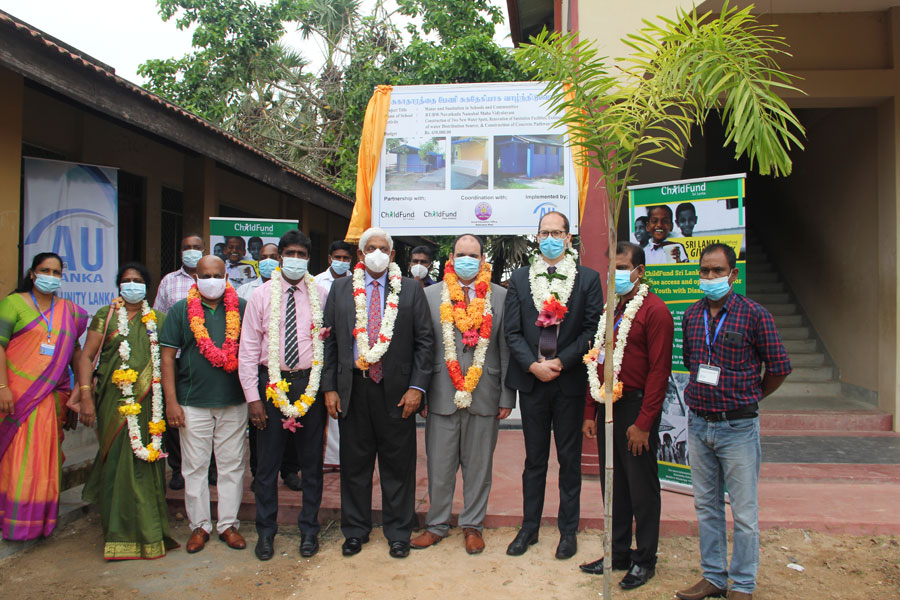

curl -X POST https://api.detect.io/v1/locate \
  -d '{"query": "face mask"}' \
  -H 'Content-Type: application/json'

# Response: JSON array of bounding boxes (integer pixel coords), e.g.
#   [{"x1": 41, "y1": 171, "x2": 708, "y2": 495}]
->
[
  {"x1": 120, "y1": 282, "x2": 147, "y2": 304},
  {"x1": 453, "y1": 257, "x2": 481, "y2": 280},
  {"x1": 258, "y1": 258, "x2": 279, "y2": 279},
  {"x1": 614, "y1": 267, "x2": 638, "y2": 295},
  {"x1": 331, "y1": 260, "x2": 351, "y2": 276},
  {"x1": 410, "y1": 264, "x2": 429, "y2": 280},
  {"x1": 33, "y1": 274, "x2": 62, "y2": 294},
  {"x1": 196, "y1": 277, "x2": 226, "y2": 300},
  {"x1": 699, "y1": 275, "x2": 732, "y2": 301},
  {"x1": 364, "y1": 249, "x2": 390, "y2": 274},
  {"x1": 182, "y1": 249, "x2": 202, "y2": 268},
  {"x1": 539, "y1": 236, "x2": 565, "y2": 260},
  {"x1": 281, "y1": 257, "x2": 308, "y2": 280}
]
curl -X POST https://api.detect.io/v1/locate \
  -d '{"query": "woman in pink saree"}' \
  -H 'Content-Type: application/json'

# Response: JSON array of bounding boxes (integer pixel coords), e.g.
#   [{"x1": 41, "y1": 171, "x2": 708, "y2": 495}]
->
[{"x1": 0, "y1": 252, "x2": 87, "y2": 540}]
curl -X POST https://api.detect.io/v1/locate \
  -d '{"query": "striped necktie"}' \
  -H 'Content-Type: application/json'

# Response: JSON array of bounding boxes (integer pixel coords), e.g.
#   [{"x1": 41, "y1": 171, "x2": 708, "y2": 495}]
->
[{"x1": 284, "y1": 285, "x2": 299, "y2": 369}]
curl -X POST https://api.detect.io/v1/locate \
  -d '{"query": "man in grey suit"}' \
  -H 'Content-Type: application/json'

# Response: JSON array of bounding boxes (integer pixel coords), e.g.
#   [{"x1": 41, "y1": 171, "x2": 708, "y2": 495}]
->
[
  {"x1": 322, "y1": 227, "x2": 434, "y2": 559},
  {"x1": 410, "y1": 234, "x2": 516, "y2": 554}
]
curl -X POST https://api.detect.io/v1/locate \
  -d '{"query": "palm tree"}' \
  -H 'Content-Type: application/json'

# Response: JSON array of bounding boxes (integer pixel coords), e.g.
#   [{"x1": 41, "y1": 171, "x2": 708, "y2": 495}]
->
[{"x1": 515, "y1": 4, "x2": 804, "y2": 597}]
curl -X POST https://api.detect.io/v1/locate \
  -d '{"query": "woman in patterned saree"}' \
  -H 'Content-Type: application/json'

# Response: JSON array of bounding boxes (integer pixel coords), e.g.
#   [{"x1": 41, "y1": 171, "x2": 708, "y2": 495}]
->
[
  {"x1": 79, "y1": 262, "x2": 177, "y2": 560},
  {"x1": 0, "y1": 252, "x2": 87, "y2": 540}
]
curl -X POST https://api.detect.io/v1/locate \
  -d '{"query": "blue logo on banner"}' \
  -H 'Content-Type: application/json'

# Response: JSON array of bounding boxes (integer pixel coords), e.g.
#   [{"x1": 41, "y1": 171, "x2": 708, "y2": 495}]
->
[
  {"x1": 532, "y1": 202, "x2": 558, "y2": 219},
  {"x1": 24, "y1": 208, "x2": 115, "y2": 273}
]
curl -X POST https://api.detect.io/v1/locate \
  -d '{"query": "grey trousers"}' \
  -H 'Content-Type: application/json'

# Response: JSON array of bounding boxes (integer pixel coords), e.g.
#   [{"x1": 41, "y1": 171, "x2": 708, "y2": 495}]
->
[{"x1": 424, "y1": 409, "x2": 500, "y2": 534}]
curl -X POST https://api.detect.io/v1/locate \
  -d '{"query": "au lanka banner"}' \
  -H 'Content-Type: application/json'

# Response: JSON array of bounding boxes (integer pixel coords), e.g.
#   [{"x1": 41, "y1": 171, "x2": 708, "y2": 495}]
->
[
  {"x1": 628, "y1": 173, "x2": 747, "y2": 493},
  {"x1": 22, "y1": 157, "x2": 119, "y2": 335}
]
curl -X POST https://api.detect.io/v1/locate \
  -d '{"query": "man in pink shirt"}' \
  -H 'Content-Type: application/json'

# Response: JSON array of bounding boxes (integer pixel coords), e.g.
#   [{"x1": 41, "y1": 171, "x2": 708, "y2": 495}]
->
[{"x1": 238, "y1": 229, "x2": 328, "y2": 561}]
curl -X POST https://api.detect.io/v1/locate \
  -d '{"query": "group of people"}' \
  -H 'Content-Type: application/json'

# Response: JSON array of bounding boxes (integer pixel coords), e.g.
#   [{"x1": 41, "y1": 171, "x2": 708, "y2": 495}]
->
[{"x1": 0, "y1": 209, "x2": 790, "y2": 600}]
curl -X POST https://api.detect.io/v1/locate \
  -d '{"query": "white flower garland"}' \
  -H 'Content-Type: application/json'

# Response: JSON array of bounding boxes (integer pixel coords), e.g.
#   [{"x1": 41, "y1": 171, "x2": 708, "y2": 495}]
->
[
  {"x1": 585, "y1": 283, "x2": 650, "y2": 403},
  {"x1": 352, "y1": 262, "x2": 402, "y2": 367},
  {"x1": 440, "y1": 280, "x2": 493, "y2": 409},
  {"x1": 528, "y1": 247, "x2": 579, "y2": 315},
  {"x1": 265, "y1": 270, "x2": 324, "y2": 419},
  {"x1": 114, "y1": 301, "x2": 165, "y2": 462}
]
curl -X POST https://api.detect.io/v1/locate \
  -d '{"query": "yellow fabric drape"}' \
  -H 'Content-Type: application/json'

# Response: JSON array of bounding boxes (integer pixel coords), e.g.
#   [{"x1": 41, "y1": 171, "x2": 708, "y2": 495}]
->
[
  {"x1": 564, "y1": 86, "x2": 589, "y2": 226},
  {"x1": 346, "y1": 85, "x2": 393, "y2": 243}
]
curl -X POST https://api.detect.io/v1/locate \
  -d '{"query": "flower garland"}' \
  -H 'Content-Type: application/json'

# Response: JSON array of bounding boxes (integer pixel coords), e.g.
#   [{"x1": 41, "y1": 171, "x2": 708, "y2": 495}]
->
[
  {"x1": 583, "y1": 283, "x2": 650, "y2": 403},
  {"x1": 111, "y1": 300, "x2": 166, "y2": 462},
  {"x1": 187, "y1": 284, "x2": 240, "y2": 372},
  {"x1": 264, "y1": 270, "x2": 325, "y2": 424},
  {"x1": 439, "y1": 262, "x2": 493, "y2": 408},
  {"x1": 352, "y1": 262, "x2": 402, "y2": 370},
  {"x1": 529, "y1": 248, "x2": 579, "y2": 327}
]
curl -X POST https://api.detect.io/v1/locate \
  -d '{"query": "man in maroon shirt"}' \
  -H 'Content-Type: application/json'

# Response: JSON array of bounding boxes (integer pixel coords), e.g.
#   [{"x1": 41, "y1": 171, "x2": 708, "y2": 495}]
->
[{"x1": 581, "y1": 241, "x2": 674, "y2": 590}]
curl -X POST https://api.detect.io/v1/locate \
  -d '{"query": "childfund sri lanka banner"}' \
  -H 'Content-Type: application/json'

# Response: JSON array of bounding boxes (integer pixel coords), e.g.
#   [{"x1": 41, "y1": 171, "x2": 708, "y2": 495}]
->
[
  {"x1": 209, "y1": 217, "x2": 299, "y2": 288},
  {"x1": 23, "y1": 157, "x2": 119, "y2": 338},
  {"x1": 628, "y1": 173, "x2": 747, "y2": 492},
  {"x1": 370, "y1": 82, "x2": 581, "y2": 235}
]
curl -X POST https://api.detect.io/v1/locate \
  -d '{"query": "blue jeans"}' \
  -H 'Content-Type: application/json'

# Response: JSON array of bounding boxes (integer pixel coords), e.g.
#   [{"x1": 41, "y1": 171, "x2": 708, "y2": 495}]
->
[{"x1": 688, "y1": 410, "x2": 761, "y2": 594}]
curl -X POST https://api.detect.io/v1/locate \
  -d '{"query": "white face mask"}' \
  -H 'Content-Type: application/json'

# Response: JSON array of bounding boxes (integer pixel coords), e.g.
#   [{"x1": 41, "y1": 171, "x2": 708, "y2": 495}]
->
[
  {"x1": 182, "y1": 249, "x2": 202, "y2": 268},
  {"x1": 281, "y1": 257, "x2": 308, "y2": 280},
  {"x1": 410, "y1": 264, "x2": 428, "y2": 279},
  {"x1": 196, "y1": 277, "x2": 226, "y2": 300},
  {"x1": 364, "y1": 249, "x2": 390, "y2": 273}
]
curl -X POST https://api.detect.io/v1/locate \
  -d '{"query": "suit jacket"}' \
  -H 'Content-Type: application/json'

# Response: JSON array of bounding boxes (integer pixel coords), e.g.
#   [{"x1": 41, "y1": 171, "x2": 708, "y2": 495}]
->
[
  {"x1": 504, "y1": 261, "x2": 603, "y2": 397},
  {"x1": 424, "y1": 282, "x2": 516, "y2": 417},
  {"x1": 322, "y1": 272, "x2": 434, "y2": 417}
]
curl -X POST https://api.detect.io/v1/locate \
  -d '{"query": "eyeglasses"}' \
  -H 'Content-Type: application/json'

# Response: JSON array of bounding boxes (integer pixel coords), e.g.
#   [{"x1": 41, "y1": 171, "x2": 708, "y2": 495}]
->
[{"x1": 537, "y1": 230, "x2": 567, "y2": 240}]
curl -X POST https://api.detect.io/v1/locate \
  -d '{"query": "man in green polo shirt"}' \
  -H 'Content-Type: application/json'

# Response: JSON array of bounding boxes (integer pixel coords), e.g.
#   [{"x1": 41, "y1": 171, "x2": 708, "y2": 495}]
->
[{"x1": 160, "y1": 255, "x2": 248, "y2": 555}]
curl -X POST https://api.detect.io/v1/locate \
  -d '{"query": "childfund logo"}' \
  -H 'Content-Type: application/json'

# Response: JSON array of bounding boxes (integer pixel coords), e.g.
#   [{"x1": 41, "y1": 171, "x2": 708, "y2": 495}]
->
[
  {"x1": 422, "y1": 210, "x2": 457, "y2": 219},
  {"x1": 381, "y1": 210, "x2": 415, "y2": 220}
]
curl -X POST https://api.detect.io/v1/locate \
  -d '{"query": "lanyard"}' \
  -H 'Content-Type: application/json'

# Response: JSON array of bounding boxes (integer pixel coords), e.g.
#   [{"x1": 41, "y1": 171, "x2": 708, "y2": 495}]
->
[
  {"x1": 703, "y1": 308, "x2": 727, "y2": 363},
  {"x1": 30, "y1": 291, "x2": 55, "y2": 341}
]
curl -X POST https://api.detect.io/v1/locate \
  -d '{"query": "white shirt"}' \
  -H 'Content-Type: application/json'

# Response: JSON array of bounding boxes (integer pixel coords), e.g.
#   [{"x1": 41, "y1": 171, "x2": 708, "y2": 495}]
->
[
  {"x1": 236, "y1": 278, "x2": 263, "y2": 302},
  {"x1": 314, "y1": 268, "x2": 349, "y2": 297},
  {"x1": 645, "y1": 242, "x2": 688, "y2": 265}
]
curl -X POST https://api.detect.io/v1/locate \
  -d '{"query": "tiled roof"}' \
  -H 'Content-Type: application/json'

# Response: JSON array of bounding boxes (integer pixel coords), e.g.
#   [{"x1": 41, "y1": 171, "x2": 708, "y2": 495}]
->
[{"x1": 0, "y1": 9, "x2": 351, "y2": 204}]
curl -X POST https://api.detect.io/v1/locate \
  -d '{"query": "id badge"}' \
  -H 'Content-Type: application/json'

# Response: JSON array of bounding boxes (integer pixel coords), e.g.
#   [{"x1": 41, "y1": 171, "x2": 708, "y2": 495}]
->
[
  {"x1": 40, "y1": 343, "x2": 56, "y2": 356},
  {"x1": 697, "y1": 364, "x2": 721, "y2": 386}
]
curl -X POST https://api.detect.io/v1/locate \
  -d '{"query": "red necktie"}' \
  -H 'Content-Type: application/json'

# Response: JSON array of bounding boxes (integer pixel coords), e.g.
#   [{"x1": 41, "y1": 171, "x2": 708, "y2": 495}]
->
[{"x1": 368, "y1": 280, "x2": 383, "y2": 383}]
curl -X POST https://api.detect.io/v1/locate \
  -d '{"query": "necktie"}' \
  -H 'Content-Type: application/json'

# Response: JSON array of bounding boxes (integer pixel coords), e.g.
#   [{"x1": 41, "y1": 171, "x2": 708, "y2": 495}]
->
[
  {"x1": 539, "y1": 266, "x2": 558, "y2": 359},
  {"x1": 284, "y1": 285, "x2": 299, "y2": 369},
  {"x1": 368, "y1": 280, "x2": 383, "y2": 383}
]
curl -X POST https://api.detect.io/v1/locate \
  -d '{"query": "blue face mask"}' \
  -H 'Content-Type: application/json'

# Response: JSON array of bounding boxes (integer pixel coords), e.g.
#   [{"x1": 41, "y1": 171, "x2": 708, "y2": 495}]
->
[
  {"x1": 699, "y1": 275, "x2": 732, "y2": 301},
  {"x1": 614, "y1": 267, "x2": 638, "y2": 295},
  {"x1": 120, "y1": 282, "x2": 146, "y2": 304},
  {"x1": 539, "y1": 236, "x2": 565, "y2": 259},
  {"x1": 453, "y1": 256, "x2": 481, "y2": 280},
  {"x1": 331, "y1": 259, "x2": 351, "y2": 276},
  {"x1": 34, "y1": 274, "x2": 62, "y2": 294},
  {"x1": 258, "y1": 258, "x2": 279, "y2": 279}
]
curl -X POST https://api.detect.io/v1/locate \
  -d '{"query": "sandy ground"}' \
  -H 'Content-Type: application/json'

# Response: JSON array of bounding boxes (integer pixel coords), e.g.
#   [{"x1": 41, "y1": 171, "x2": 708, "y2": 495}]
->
[{"x1": 1, "y1": 515, "x2": 898, "y2": 600}]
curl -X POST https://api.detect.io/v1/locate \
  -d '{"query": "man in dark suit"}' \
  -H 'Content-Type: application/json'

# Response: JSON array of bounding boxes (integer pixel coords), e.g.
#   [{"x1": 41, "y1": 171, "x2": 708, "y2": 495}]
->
[
  {"x1": 504, "y1": 210, "x2": 603, "y2": 560},
  {"x1": 322, "y1": 227, "x2": 434, "y2": 559}
]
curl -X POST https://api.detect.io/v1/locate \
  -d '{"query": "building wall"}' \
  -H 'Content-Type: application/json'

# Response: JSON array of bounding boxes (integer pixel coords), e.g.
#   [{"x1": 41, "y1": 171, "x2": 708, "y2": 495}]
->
[{"x1": 0, "y1": 69, "x2": 23, "y2": 293}]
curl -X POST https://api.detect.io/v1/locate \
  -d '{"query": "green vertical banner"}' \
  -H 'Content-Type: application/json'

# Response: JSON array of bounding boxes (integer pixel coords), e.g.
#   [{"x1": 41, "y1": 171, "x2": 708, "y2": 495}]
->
[{"x1": 628, "y1": 174, "x2": 747, "y2": 492}]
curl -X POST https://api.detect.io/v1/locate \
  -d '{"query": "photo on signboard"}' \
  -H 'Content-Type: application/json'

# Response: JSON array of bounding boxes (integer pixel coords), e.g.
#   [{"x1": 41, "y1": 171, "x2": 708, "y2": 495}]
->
[
  {"x1": 450, "y1": 136, "x2": 489, "y2": 190},
  {"x1": 658, "y1": 373, "x2": 690, "y2": 466},
  {"x1": 384, "y1": 136, "x2": 447, "y2": 191},
  {"x1": 493, "y1": 134, "x2": 566, "y2": 190},
  {"x1": 209, "y1": 218, "x2": 300, "y2": 291},
  {"x1": 636, "y1": 199, "x2": 745, "y2": 265}
]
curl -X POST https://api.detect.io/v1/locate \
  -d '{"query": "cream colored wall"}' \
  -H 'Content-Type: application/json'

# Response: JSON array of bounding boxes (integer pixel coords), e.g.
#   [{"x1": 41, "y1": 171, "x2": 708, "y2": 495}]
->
[
  {"x1": 576, "y1": 0, "x2": 687, "y2": 60},
  {"x1": 0, "y1": 68, "x2": 23, "y2": 294}
]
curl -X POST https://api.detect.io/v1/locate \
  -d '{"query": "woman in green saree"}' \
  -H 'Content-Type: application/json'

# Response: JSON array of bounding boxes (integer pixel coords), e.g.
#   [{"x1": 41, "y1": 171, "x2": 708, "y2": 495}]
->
[{"x1": 78, "y1": 262, "x2": 177, "y2": 560}]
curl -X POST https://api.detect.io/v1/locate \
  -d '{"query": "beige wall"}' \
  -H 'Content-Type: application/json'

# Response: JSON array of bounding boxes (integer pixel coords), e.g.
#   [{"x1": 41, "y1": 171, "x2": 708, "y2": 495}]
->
[{"x1": 0, "y1": 68, "x2": 23, "y2": 293}]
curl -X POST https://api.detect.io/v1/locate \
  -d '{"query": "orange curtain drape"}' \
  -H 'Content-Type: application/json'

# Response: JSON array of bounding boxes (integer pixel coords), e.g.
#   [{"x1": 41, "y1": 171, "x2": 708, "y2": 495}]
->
[
  {"x1": 346, "y1": 85, "x2": 393, "y2": 243},
  {"x1": 564, "y1": 86, "x2": 589, "y2": 226}
]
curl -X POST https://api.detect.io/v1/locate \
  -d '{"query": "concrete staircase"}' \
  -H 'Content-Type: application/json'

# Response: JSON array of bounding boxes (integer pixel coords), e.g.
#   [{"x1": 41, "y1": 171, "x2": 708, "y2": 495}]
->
[{"x1": 744, "y1": 238, "x2": 893, "y2": 432}]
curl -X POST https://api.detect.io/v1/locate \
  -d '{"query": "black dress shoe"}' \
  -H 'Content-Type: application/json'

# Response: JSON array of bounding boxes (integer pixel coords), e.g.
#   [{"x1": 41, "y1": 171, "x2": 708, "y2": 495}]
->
[
  {"x1": 506, "y1": 529, "x2": 539, "y2": 556},
  {"x1": 300, "y1": 534, "x2": 319, "y2": 557},
  {"x1": 555, "y1": 534, "x2": 577, "y2": 559},
  {"x1": 579, "y1": 557, "x2": 633, "y2": 575},
  {"x1": 342, "y1": 535, "x2": 370, "y2": 556},
  {"x1": 388, "y1": 540, "x2": 410, "y2": 558},
  {"x1": 283, "y1": 472, "x2": 302, "y2": 491},
  {"x1": 255, "y1": 534, "x2": 275, "y2": 561},
  {"x1": 619, "y1": 563, "x2": 655, "y2": 590},
  {"x1": 168, "y1": 472, "x2": 184, "y2": 490}
]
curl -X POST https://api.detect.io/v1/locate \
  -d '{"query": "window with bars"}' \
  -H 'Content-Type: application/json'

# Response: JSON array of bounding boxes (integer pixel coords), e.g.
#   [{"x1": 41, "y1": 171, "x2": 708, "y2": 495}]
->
[{"x1": 161, "y1": 187, "x2": 183, "y2": 276}]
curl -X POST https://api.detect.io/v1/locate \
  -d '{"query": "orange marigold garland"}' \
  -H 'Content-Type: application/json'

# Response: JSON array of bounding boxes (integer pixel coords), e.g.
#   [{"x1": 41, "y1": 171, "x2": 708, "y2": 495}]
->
[{"x1": 187, "y1": 284, "x2": 241, "y2": 372}]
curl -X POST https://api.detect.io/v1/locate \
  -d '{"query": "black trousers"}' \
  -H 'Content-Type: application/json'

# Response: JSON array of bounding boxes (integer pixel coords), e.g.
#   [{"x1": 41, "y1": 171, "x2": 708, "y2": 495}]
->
[
  {"x1": 254, "y1": 368, "x2": 326, "y2": 537},
  {"x1": 597, "y1": 391, "x2": 661, "y2": 568},
  {"x1": 164, "y1": 428, "x2": 217, "y2": 480},
  {"x1": 339, "y1": 371, "x2": 417, "y2": 542},
  {"x1": 249, "y1": 427, "x2": 301, "y2": 479},
  {"x1": 519, "y1": 380, "x2": 584, "y2": 534}
]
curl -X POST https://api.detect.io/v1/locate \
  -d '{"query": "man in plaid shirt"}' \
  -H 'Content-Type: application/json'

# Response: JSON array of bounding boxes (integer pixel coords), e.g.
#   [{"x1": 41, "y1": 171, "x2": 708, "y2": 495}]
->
[{"x1": 676, "y1": 244, "x2": 791, "y2": 600}]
